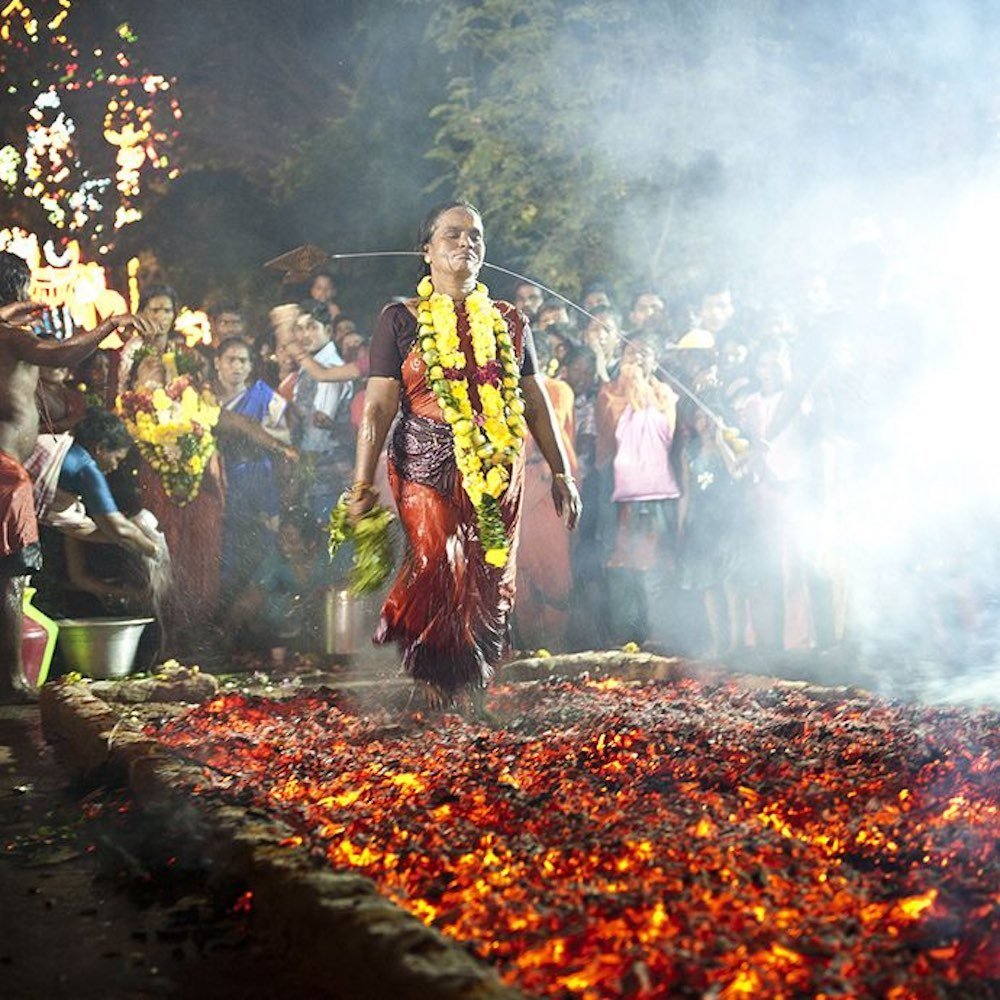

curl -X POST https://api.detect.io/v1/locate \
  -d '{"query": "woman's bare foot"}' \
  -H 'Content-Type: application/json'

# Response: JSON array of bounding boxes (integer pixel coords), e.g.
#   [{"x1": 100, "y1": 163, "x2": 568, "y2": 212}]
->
[{"x1": 405, "y1": 680, "x2": 451, "y2": 715}]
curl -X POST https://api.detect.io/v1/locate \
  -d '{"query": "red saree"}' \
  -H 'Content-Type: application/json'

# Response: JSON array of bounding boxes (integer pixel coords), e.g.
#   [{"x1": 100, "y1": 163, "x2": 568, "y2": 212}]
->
[{"x1": 375, "y1": 302, "x2": 527, "y2": 692}]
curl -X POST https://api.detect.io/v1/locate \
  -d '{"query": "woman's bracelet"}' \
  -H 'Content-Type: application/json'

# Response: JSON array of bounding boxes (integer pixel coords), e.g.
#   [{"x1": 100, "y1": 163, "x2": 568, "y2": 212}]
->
[
  {"x1": 553, "y1": 471, "x2": 576, "y2": 485},
  {"x1": 350, "y1": 481, "x2": 376, "y2": 496}
]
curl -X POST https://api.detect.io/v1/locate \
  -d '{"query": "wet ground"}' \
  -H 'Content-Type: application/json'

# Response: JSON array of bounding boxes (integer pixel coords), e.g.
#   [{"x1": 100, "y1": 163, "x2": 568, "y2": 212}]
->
[{"x1": 0, "y1": 703, "x2": 342, "y2": 1000}]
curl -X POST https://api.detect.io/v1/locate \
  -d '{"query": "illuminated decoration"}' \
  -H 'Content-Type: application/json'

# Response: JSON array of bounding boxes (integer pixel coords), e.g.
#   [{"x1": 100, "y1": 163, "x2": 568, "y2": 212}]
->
[
  {"x1": 0, "y1": 225, "x2": 127, "y2": 346},
  {"x1": 174, "y1": 308, "x2": 212, "y2": 348},
  {"x1": 0, "y1": 144, "x2": 21, "y2": 189},
  {"x1": 0, "y1": 1, "x2": 182, "y2": 245},
  {"x1": 126, "y1": 255, "x2": 140, "y2": 312}
]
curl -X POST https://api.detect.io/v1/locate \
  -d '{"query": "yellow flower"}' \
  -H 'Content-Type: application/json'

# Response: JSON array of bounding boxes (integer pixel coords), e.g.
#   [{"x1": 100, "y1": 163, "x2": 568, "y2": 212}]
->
[
  {"x1": 480, "y1": 384, "x2": 504, "y2": 417},
  {"x1": 151, "y1": 387, "x2": 171, "y2": 412},
  {"x1": 485, "y1": 465, "x2": 508, "y2": 497},
  {"x1": 485, "y1": 547, "x2": 508, "y2": 567}
]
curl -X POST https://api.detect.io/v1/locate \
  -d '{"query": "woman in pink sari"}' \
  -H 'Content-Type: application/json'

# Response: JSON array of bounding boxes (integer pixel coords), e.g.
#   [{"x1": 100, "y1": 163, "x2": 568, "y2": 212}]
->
[{"x1": 596, "y1": 334, "x2": 680, "y2": 644}]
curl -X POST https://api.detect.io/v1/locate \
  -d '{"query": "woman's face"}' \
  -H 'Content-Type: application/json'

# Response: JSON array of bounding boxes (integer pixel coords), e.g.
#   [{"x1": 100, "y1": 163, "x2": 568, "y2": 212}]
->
[
  {"x1": 141, "y1": 295, "x2": 176, "y2": 339},
  {"x1": 40, "y1": 365, "x2": 69, "y2": 386},
  {"x1": 693, "y1": 410, "x2": 714, "y2": 440},
  {"x1": 550, "y1": 334, "x2": 571, "y2": 363},
  {"x1": 94, "y1": 445, "x2": 130, "y2": 474},
  {"x1": 424, "y1": 207, "x2": 485, "y2": 285},
  {"x1": 585, "y1": 316, "x2": 620, "y2": 357},
  {"x1": 86, "y1": 352, "x2": 111, "y2": 384},
  {"x1": 215, "y1": 344, "x2": 252, "y2": 392}
]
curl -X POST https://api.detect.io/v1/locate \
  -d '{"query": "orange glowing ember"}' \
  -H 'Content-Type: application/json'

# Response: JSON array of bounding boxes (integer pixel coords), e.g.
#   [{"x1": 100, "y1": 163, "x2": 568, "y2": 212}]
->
[{"x1": 149, "y1": 678, "x2": 999, "y2": 998}]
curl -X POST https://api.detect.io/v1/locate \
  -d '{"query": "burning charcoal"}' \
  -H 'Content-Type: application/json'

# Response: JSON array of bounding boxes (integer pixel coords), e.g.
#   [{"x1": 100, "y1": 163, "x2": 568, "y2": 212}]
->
[{"x1": 141, "y1": 678, "x2": 998, "y2": 998}]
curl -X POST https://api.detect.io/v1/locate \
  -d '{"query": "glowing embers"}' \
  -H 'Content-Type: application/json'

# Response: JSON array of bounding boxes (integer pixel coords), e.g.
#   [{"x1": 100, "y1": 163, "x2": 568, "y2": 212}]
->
[{"x1": 149, "y1": 679, "x2": 999, "y2": 998}]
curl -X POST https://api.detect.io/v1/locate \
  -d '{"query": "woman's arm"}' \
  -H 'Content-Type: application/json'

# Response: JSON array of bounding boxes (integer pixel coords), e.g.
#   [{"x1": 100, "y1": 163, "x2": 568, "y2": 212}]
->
[
  {"x1": 521, "y1": 374, "x2": 581, "y2": 529},
  {"x1": 216, "y1": 409, "x2": 297, "y2": 461},
  {"x1": 347, "y1": 376, "x2": 400, "y2": 522},
  {"x1": 714, "y1": 426, "x2": 747, "y2": 480},
  {"x1": 91, "y1": 512, "x2": 159, "y2": 559}
]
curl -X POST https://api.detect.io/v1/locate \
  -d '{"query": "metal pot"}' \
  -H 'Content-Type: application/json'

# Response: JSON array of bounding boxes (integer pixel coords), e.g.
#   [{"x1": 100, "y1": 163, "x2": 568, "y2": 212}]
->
[
  {"x1": 321, "y1": 588, "x2": 372, "y2": 655},
  {"x1": 56, "y1": 617, "x2": 155, "y2": 679}
]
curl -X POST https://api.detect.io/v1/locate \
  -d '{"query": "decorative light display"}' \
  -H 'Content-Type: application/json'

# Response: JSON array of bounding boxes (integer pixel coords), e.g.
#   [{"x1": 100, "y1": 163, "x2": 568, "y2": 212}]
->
[
  {"x1": 174, "y1": 308, "x2": 212, "y2": 348},
  {"x1": 0, "y1": 226, "x2": 128, "y2": 346},
  {"x1": 0, "y1": 0, "x2": 182, "y2": 246}
]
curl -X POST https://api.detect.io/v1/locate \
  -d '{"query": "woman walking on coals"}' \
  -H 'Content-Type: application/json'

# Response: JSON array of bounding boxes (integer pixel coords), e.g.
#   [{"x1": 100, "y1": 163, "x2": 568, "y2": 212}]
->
[{"x1": 348, "y1": 201, "x2": 581, "y2": 716}]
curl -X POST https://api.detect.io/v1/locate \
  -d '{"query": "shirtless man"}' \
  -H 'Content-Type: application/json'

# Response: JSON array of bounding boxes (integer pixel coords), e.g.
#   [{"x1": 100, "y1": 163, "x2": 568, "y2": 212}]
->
[{"x1": 0, "y1": 250, "x2": 150, "y2": 701}]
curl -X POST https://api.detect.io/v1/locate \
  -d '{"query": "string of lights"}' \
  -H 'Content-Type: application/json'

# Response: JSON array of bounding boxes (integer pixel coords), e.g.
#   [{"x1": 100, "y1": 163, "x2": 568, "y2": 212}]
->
[{"x1": 0, "y1": 0, "x2": 182, "y2": 251}]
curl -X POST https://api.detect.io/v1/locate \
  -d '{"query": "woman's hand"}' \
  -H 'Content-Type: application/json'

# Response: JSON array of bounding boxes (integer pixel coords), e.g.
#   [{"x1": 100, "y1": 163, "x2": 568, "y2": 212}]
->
[
  {"x1": 551, "y1": 473, "x2": 582, "y2": 530},
  {"x1": 346, "y1": 484, "x2": 378, "y2": 526}
]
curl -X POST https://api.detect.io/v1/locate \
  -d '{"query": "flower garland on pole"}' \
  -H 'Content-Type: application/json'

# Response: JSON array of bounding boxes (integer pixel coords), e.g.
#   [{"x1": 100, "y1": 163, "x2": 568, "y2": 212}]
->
[{"x1": 416, "y1": 275, "x2": 526, "y2": 567}]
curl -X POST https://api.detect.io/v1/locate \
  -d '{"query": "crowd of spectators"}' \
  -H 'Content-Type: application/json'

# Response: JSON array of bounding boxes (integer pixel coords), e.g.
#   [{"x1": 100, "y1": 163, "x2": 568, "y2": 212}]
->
[{"x1": 25, "y1": 244, "x2": 948, "y2": 671}]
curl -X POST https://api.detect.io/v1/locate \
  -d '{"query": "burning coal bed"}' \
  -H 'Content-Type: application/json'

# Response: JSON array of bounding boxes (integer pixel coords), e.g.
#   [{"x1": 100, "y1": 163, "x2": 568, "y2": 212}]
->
[{"x1": 147, "y1": 676, "x2": 998, "y2": 999}]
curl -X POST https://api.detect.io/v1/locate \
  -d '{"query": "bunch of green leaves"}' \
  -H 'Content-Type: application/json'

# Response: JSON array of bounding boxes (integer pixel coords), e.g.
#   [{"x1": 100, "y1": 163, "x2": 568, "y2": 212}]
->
[{"x1": 327, "y1": 496, "x2": 397, "y2": 596}]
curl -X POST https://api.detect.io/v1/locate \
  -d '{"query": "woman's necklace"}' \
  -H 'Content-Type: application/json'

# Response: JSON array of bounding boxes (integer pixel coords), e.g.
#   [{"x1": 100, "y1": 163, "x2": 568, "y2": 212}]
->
[{"x1": 416, "y1": 276, "x2": 526, "y2": 567}]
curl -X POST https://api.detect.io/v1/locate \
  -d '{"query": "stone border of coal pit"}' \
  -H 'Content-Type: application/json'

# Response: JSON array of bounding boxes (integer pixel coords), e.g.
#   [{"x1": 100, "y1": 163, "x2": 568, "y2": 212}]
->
[
  {"x1": 39, "y1": 679, "x2": 526, "y2": 1000},
  {"x1": 38, "y1": 655, "x2": 870, "y2": 1000}
]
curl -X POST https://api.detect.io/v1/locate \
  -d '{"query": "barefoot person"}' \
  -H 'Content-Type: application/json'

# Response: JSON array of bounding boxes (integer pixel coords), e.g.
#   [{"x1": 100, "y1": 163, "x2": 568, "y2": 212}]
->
[
  {"x1": 0, "y1": 251, "x2": 149, "y2": 701},
  {"x1": 348, "y1": 201, "x2": 581, "y2": 716}
]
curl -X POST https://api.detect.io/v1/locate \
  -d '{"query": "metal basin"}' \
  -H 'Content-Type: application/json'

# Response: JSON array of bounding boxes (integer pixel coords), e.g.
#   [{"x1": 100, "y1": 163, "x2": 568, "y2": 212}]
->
[
  {"x1": 56, "y1": 617, "x2": 155, "y2": 679},
  {"x1": 321, "y1": 588, "x2": 375, "y2": 655}
]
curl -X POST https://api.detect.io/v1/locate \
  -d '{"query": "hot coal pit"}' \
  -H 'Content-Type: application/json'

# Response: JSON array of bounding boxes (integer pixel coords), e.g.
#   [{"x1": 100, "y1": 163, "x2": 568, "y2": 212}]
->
[{"x1": 142, "y1": 675, "x2": 999, "y2": 999}]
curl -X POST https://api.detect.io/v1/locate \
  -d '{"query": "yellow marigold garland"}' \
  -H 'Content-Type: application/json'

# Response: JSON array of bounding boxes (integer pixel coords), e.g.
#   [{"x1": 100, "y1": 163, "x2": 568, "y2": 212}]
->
[{"x1": 416, "y1": 276, "x2": 526, "y2": 567}]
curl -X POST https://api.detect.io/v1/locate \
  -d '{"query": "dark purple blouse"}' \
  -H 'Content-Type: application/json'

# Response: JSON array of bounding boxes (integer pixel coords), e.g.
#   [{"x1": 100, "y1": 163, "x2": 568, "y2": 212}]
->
[{"x1": 368, "y1": 301, "x2": 538, "y2": 380}]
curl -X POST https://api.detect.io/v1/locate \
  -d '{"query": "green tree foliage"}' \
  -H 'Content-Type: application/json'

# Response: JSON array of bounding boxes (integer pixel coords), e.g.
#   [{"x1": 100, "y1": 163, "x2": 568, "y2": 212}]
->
[
  {"x1": 423, "y1": 0, "x2": 766, "y2": 299},
  {"x1": 421, "y1": 0, "x2": 1000, "y2": 303},
  {"x1": 271, "y1": 0, "x2": 449, "y2": 318}
]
